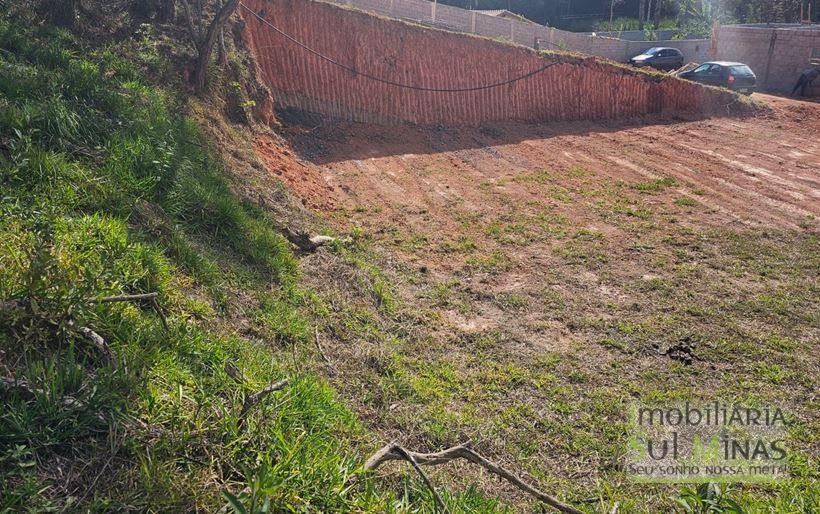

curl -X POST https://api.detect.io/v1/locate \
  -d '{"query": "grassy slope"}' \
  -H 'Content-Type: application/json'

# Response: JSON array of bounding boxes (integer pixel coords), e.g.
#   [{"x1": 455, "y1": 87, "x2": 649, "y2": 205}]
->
[
  {"x1": 1, "y1": 17, "x2": 816, "y2": 514},
  {"x1": 0, "y1": 21, "x2": 510, "y2": 513}
]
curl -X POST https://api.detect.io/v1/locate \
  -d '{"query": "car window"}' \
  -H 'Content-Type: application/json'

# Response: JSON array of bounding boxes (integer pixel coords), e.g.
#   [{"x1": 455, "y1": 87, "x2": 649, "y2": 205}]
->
[
  {"x1": 658, "y1": 49, "x2": 669, "y2": 56},
  {"x1": 645, "y1": 47, "x2": 660, "y2": 55},
  {"x1": 729, "y1": 65, "x2": 754, "y2": 76},
  {"x1": 693, "y1": 64, "x2": 711, "y2": 74}
]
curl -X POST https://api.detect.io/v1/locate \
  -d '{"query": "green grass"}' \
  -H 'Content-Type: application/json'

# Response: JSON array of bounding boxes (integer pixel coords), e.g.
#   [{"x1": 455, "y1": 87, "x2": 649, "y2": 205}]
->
[
  {"x1": 633, "y1": 176, "x2": 676, "y2": 193},
  {"x1": 0, "y1": 20, "x2": 508, "y2": 513}
]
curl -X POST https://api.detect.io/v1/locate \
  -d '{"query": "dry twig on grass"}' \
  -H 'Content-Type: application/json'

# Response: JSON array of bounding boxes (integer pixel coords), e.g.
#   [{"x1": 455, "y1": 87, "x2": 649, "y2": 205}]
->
[
  {"x1": 281, "y1": 228, "x2": 346, "y2": 252},
  {"x1": 90, "y1": 292, "x2": 169, "y2": 330},
  {"x1": 94, "y1": 293, "x2": 159, "y2": 303},
  {"x1": 239, "y1": 379, "x2": 289, "y2": 418},
  {"x1": 313, "y1": 328, "x2": 336, "y2": 370},
  {"x1": 364, "y1": 442, "x2": 582, "y2": 514}
]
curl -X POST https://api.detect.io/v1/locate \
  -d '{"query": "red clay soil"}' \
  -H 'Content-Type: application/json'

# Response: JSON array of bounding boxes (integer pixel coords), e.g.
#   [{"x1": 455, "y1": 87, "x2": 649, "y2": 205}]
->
[
  {"x1": 264, "y1": 94, "x2": 818, "y2": 234},
  {"x1": 254, "y1": 133, "x2": 337, "y2": 211},
  {"x1": 256, "y1": 94, "x2": 818, "y2": 509},
  {"x1": 241, "y1": 0, "x2": 751, "y2": 125}
]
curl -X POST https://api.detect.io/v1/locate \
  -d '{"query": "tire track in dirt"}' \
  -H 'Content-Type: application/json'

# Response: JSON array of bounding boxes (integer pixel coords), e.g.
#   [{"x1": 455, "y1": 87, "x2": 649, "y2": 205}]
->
[
  {"x1": 618, "y1": 136, "x2": 809, "y2": 227},
  {"x1": 590, "y1": 124, "x2": 817, "y2": 227}
]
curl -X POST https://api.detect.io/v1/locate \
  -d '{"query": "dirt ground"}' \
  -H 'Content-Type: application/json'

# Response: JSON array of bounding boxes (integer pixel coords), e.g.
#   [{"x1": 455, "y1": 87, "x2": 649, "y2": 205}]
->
[
  {"x1": 258, "y1": 94, "x2": 819, "y2": 510},
  {"x1": 275, "y1": 94, "x2": 818, "y2": 229}
]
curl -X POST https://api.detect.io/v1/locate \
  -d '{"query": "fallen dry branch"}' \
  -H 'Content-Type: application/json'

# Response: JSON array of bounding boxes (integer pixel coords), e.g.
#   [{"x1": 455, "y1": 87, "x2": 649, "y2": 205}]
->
[
  {"x1": 391, "y1": 445, "x2": 448, "y2": 513},
  {"x1": 281, "y1": 228, "x2": 347, "y2": 252},
  {"x1": 94, "y1": 293, "x2": 159, "y2": 303},
  {"x1": 90, "y1": 292, "x2": 169, "y2": 330},
  {"x1": 364, "y1": 442, "x2": 582, "y2": 514},
  {"x1": 240, "y1": 379, "x2": 289, "y2": 418},
  {"x1": 79, "y1": 327, "x2": 118, "y2": 370},
  {"x1": 149, "y1": 297, "x2": 169, "y2": 331}
]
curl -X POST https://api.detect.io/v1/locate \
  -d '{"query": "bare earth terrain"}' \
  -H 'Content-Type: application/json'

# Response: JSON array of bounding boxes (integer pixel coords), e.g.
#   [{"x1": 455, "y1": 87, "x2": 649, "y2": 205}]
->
[{"x1": 260, "y1": 94, "x2": 819, "y2": 510}]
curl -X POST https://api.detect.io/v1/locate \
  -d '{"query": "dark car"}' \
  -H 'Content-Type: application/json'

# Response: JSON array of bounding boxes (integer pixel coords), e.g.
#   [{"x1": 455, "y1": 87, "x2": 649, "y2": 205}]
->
[
  {"x1": 677, "y1": 61, "x2": 757, "y2": 95},
  {"x1": 629, "y1": 47, "x2": 684, "y2": 71}
]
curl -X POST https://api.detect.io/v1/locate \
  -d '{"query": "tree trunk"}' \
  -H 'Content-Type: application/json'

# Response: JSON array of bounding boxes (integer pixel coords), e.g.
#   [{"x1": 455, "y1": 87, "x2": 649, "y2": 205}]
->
[
  {"x1": 218, "y1": 0, "x2": 227, "y2": 65},
  {"x1": 130, "y1": 0, "x2": 153, "y2": 21},
  {"x1": 609, "y1": 0, "x2": 615, "y2": 29},
  {"x1": 638, "y1": 0, "x2": 646, "y2": 29},
  {"x1": 653, "y1": 0, "x2": 661, "y2": 29},
  {"x1": 192, "y1": 0, "x2": 239, "y2": 93}
]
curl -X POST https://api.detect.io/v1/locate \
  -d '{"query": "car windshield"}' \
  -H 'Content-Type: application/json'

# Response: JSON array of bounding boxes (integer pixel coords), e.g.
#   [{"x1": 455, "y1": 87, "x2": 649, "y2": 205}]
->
[
  {"x1": 693, "y1": 64, "x2": 711, "y2": 73},
  {"x1": 729, "y1": 65, "x2": 754, "y2": 76},
  {"x1": 644, "y1": 47, "x2": 661, "y2": 55}
]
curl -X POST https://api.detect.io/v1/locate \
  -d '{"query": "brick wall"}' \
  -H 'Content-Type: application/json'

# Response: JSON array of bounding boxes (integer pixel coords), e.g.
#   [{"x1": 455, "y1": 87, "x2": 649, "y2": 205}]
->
[
  {"x1": 715, "y1": 24, "x2": 820, "y2": 93},
  {"x1": 241, "y1": 0, "x2": 748, "y2": 126}
]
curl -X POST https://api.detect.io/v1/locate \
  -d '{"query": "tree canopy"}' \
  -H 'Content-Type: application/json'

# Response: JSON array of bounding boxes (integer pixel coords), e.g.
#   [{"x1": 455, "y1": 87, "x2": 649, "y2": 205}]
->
[{"x1": 437, "y1": 0, "x2": 819, "y2": 29}]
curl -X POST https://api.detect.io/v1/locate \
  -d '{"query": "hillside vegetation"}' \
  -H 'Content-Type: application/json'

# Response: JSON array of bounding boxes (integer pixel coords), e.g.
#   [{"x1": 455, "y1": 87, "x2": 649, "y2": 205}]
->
[{"x1": 0, "y1": 20, "x2": 493, "y2": 512}]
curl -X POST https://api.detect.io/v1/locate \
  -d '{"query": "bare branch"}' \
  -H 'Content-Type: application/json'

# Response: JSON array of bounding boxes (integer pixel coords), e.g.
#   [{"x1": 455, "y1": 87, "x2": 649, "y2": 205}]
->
[
  {"x1": 90, "y1": 292, "x2": 169, "y2": 331},
  {"x1": 149, "y1": 298, "x2": 169, "y2": 331},
  {"x1": 239, "y1": 379, "x2": 289, "y2": 418},
  {"x1": 92, "y1": 293, "x2": 159, "y2": 303},
  {"x1": 281, "y1": 228, "x2": 346, "y2": 252},
  {"x1": 392, "y1": 445, "x2": 449, "y2": 513},
  {"x1": 364, "y1": 443, "x2": 582, "y2": 514}
]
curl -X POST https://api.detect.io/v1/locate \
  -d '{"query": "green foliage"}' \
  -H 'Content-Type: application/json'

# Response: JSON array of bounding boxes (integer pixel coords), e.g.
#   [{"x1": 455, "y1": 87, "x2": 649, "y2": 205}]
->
[
  {"x1": 674, "y1": 483, "x2": 747, "y2": 514},
  {"x1": 0, "y1": 19, "x2": 384, "y2": 512},
  {"x1": 0, "y1": 18, "x2": 511, "y2": 514},
  {"x1": 595, "y1": 17, "x2": 643, "y2": 32}
]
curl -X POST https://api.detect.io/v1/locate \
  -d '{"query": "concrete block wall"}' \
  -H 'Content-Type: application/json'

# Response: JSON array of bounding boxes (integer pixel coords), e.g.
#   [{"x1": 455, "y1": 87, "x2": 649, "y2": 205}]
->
[
  {"x1": 325, "y1": 0, "x2": 709, "y2": 64},
  {"x1": 715, "y1": 24, "x2": 820, "y2": 93},
  {"x1": 241, "y1": 0, "x2": 749, "y2": 126},
  {"x1": 433, "y1": 4, "x2": 471, "y2": 32}
]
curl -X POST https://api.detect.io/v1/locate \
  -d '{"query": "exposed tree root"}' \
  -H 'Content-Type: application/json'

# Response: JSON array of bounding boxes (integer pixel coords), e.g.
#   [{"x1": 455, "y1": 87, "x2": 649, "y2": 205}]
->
[{"x1": 364, "y1": 442, "x2": 582, "y2": 514}]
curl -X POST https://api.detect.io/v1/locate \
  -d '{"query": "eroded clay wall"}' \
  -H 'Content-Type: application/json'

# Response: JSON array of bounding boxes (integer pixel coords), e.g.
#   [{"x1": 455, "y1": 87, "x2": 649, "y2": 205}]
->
[{"x1": 241, "y1": 0, "x2": 745, "y2": 125}]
